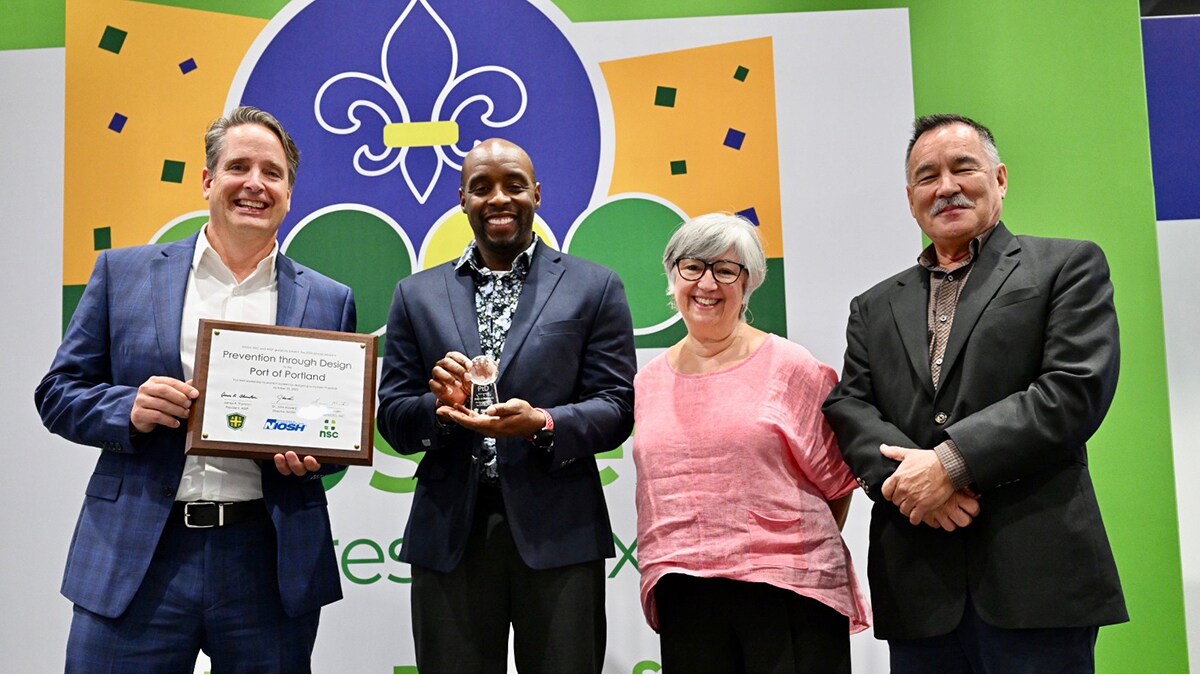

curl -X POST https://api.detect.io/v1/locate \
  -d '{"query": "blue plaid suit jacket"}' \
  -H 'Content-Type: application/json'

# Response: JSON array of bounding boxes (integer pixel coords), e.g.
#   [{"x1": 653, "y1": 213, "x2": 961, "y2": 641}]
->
[{"x1": 35, "y1": 233, "x2": 355, "y2": 618}]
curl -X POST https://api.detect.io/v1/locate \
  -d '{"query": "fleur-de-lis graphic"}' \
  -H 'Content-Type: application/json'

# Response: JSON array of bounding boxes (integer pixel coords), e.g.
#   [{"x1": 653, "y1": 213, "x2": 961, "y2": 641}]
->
[{"x1": 314, "y1": 0, "x2": 528, "y2": 204}]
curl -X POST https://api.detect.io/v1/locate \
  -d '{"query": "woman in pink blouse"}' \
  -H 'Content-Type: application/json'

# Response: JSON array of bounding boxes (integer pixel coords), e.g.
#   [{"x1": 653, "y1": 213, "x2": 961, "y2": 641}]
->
[{"x1": 634, "y1": 213, "x2": 871, "y2": 673}]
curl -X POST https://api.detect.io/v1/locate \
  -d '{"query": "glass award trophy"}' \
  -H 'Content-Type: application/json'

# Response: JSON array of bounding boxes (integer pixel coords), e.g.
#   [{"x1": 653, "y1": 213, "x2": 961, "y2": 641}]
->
[{"x1": 467, "y1": 355, "x2": 499, "y2": 413}]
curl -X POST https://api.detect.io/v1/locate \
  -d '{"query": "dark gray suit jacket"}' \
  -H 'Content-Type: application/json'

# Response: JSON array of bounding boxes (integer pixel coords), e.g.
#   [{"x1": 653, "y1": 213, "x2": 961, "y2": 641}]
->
[
  {"x1": 376, "y1": 243, "x2": 636, "y2": 572},
  {"x1": 824, "y1": 222, "x2": 1128, "y2": 639}
]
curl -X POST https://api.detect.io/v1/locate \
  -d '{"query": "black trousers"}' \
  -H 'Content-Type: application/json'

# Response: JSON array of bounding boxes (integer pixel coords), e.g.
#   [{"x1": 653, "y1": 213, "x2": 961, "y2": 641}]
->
[
  {"x1": 410, "y1": 484, "x2": 606, "y2": 673},
  {"x1": 655, "y1": 574, "x2": 850, "y2": 673},
  {"x1": 888, "y1": 597, "x2": 1099, "y2": 673}
]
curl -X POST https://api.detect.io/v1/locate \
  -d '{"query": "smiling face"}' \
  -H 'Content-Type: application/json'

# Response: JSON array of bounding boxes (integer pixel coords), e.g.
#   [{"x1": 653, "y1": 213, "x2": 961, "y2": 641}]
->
[
  {"x1": 673, "y1": 247, "x2": 747, "y2": 339},
  {"x1": 906, "y1": 122, "x2": 1008, "y2": 256},
  {"x1": 459, "y1": 139, "x2": 541, "y2": 270},
  {"x1": 202, "y1": 123, "x2": 292, "y2": 243}
]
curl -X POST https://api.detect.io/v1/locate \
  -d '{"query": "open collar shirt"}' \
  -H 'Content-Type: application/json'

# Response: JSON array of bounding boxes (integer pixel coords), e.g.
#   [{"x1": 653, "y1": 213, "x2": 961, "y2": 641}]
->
[
  {"x1": 916, "y1": 225, "x2": 996, "y2": 489},
  {"x1": 176, "y1": 225, "x2": 277, "y2": 502},
  {"x1": 453, "y1": 238, "x2": 537, "y2": 482}
]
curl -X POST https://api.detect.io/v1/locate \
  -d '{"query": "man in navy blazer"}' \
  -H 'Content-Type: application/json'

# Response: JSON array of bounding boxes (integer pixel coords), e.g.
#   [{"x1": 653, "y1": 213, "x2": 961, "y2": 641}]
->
[
  {"x1": 823, "y1": 114, "x2": 1126, "y2": 673},
  {"x1": 377, "y1": 138, "x2": 636, "y2": 672},
  {"x1": 36, "y1": 107, "x2": 354, "y2": 673}
]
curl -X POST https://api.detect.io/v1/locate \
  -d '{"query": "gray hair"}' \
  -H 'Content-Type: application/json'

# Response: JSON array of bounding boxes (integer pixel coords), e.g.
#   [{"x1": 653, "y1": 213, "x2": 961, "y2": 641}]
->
[
  {"x1": 205, "y1": 106, "x2": 300, "y2": 187},
  {"x1": 904, "y1": 113, "x2": 1001, "y2": 182},
  {"x1": 662, "y1": 212, "x2": 767, "y2": 316}
]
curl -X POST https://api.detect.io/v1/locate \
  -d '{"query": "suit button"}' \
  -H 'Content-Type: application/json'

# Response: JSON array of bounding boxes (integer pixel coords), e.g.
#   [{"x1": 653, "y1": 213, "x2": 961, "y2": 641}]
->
[
  {"x1": 935, "y1": 412, "x2": 948, "y2": 424},
  {"x1": 161, "y1": 486, "x2": 174, "y2": 497},
  {"x1": 856, "y1": 476, "x2": 870, "y2": 494}
]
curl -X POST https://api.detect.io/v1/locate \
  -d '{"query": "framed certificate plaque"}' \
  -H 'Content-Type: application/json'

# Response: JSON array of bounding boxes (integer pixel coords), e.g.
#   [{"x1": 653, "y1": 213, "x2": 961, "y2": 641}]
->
[{"x1": 185, "y1": 319, "x2": 376, "y2": 466}]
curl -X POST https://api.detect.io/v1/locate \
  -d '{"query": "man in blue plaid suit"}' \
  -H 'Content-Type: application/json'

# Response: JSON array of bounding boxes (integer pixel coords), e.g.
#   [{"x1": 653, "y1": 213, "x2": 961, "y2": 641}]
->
[{"x1": 35, "y1": 107, "x2": 355, "y2": 673}]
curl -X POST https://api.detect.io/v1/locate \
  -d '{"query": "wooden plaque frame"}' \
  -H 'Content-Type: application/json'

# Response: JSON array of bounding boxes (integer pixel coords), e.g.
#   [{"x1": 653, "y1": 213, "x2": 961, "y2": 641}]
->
[{"x1": 184, "y1": 319, "x2": 376, "y2": 466}]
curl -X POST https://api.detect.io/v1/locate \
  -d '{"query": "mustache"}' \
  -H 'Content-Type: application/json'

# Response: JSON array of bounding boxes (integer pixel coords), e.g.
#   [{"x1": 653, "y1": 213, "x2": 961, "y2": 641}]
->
[{"x1": 930, "y1": 193, "x2": 975, "y2": 217}]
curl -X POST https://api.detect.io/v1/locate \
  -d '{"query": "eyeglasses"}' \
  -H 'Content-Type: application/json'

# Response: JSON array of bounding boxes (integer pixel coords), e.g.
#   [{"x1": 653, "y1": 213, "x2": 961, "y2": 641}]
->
[{"x1": 674, "y1": 257, "x2": 747, "y2": 285}]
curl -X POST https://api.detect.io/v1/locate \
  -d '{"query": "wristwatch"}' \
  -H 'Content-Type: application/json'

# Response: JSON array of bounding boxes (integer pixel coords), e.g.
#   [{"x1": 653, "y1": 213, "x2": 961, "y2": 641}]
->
[{"x1": 530, "y1": 407, "x2": 554, "y2": 450}]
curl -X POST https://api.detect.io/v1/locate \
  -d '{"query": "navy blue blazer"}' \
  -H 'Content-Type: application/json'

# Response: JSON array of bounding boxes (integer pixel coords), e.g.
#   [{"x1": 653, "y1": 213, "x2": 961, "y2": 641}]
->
[
  {"x1": 377, "y1": 243, "x2": 636, "y2": 572},
  {"x1": 35, "y1": 234, "x2": 355, "y2": 618}
]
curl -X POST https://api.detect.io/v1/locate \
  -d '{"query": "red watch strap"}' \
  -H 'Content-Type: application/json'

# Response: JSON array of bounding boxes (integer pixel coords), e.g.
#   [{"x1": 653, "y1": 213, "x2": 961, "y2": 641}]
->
[{"x1": 534, "y1": 407, "x2": 554, "y2": 431}]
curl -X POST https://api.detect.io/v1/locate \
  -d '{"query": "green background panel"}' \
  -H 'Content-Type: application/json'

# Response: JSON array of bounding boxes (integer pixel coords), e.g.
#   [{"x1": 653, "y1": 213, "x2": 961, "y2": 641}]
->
[
  {"x1": 132, "y1": 0, "x2": 290, "y2": 19},
  {"x1": 0, "y1": 0, "x2": 65, "y2": 50},
  {"x1": 0, "y1": 0, "x2": 290, "y2": 51}
]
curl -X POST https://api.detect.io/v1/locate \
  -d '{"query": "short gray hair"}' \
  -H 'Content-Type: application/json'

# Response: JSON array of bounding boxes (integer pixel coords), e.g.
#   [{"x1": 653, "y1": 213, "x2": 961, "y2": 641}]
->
[
  {"x1": 904, "y1": 113, "x2": 1001, "y2": 182},
  {"x1": 205, "y1": 106, "x2": 300, "y2": 187},
  {"x1": 662, "y1": 212, "x2": 767, "y2": 316}
]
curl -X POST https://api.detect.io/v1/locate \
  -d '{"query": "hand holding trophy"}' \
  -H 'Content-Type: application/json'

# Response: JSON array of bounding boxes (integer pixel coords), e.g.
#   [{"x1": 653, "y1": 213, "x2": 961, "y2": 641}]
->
[
  {"x1": 433, "y1": 353, "x2": 539, "y2": 437},
  {"x1": 467, "y1": 355, "x2": 500, "y2": 414}
]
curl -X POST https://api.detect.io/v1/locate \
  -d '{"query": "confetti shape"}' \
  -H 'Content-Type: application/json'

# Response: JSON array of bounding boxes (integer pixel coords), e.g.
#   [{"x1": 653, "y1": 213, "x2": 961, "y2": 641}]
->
[
  {"x1": 93, "y1": 227, "x2": 112, "y2": 251},
  {"x1": 724, "y1": 127, "x2": 746, "y2": 150},
  {"x1": 161, "y1": 160, "x2": 186, "y2": 183},
  {"x1": 98, "y1": 26, "x2": 127, "y2": 54}
]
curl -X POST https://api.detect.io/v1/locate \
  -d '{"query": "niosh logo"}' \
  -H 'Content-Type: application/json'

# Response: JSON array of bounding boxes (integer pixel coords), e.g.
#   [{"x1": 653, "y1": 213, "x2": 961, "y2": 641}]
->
[{"x1": 264, "y1": 419, "x2": 306, "y2": 432}]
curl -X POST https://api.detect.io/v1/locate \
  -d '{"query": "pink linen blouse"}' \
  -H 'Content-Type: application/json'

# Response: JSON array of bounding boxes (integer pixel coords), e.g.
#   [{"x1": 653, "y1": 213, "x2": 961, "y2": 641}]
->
[{"x1": 633, "y1": 334, "x2": 871, "y2": 633}]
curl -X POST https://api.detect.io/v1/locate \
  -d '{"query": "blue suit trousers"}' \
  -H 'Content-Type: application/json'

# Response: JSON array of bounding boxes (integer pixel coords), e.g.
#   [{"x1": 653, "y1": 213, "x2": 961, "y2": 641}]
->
[{"x1": 65, "y1": 515, "x2": 320, "y2": 673}]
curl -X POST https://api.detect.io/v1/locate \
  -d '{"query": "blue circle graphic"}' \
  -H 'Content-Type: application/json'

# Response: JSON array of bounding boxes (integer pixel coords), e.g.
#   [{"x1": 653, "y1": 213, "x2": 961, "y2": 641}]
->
[{"x1": 240, "y1": 0, "x2": 602, "y2": 248}]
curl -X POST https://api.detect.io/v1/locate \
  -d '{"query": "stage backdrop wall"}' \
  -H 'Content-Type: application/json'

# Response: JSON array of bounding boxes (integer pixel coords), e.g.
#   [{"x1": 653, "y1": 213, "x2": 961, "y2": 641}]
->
[{"x1": 0, "y1": 1, "x2": 1189, "y2": 673}]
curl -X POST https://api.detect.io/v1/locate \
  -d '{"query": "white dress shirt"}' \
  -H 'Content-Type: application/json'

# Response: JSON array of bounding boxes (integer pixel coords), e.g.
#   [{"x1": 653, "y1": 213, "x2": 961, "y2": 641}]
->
[{"x1": 176, "y1": 226, "x2": 278, "y2": 502}]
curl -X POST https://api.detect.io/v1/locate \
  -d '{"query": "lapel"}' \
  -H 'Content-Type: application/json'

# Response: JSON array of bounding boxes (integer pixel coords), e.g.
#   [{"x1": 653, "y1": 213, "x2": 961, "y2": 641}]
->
[
  {"x1": 498, "y1": 244, "x2": 563, "y2": 386},
  {"x1": 888, "y1": 266, "x2": 935, "y2": 399},
  {"x1": 275, "y1": 254, "x2": 309, "y2": 328},
  {"x1": 446, "y1": 263, "x2": 484, "y2": 357},
  {"x1": 935, "y1": 223, "x2": 1020, "y2": 399},
  {"x1": 151, "y1": 235, "x2": 197, "y2": 380}
]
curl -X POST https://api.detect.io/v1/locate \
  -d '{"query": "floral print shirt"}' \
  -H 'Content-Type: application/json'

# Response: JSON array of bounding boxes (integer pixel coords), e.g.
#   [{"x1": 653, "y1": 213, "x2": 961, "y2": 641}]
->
[{"x1": 453, "y1": 238, "x2": 537, "y2": 481}]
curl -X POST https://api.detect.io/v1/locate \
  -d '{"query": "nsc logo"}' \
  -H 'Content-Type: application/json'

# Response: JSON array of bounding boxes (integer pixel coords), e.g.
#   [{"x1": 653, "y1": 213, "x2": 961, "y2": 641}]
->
[
  {"x1": 264, "y1": 419, "x2": 307, "y2": 432},
  {"x1": 321, "y1": 418, "x2": 339, "y2": 439}
]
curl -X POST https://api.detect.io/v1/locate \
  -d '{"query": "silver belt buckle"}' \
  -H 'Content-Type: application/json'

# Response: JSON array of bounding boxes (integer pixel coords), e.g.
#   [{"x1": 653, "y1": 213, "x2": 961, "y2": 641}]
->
[{"x1": 183, "y1": 501, "x2": 222, "y2": 528}]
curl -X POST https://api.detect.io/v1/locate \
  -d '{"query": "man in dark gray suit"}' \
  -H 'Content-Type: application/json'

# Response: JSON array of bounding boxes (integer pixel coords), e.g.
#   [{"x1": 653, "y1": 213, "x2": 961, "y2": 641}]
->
[
  {"x1": 823, "y1": 114, "x2": 1127, "y2": 673},
  {"x1": 377, "y1": 138, "x2": 636, "y2": 673}
]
